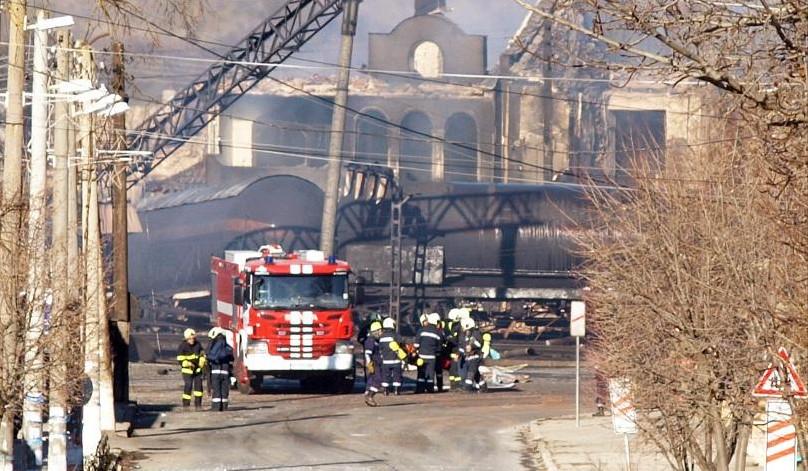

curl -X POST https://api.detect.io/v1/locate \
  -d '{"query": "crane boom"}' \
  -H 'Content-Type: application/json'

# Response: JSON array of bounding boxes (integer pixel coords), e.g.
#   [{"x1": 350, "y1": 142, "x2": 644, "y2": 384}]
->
[{"x1": 127, "y1": 0, "x2": 344, "y2": 186}]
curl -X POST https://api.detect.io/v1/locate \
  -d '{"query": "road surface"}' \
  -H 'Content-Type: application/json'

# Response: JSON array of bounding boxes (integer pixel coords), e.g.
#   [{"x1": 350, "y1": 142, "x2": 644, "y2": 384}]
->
[{"x1": 113, "y1": 363, "x2": 590, "y2": 471}]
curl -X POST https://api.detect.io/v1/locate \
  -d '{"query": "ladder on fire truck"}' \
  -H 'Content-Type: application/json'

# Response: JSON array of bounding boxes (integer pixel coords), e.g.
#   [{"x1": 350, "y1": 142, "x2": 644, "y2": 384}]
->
[{"x1": 126, "y1": 0, "x2": 346, "y2": 186}]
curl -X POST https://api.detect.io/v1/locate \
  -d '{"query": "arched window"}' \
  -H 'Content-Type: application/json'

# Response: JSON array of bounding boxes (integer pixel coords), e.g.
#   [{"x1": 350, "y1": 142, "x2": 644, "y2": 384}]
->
[
  {"x1": 444, "y1": 113, "x2": 478, "y2": 182},
  {"x1": 355, "y1": 110, "x2": 389, "y2": 166},
  {"x1": 400, "y1": 111, "x2": 433, "y2": 182},
  {"x1": 412, "y1": 41, "x2": 443, "y2": 78},
  {"x1": 254, "y1": 125, "x2": 307, "y2": 167}
]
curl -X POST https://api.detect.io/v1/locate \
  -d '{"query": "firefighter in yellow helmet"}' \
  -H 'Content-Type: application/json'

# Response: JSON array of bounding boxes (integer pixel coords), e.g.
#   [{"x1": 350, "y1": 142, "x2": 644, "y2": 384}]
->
[
  {"x1": 379, "y1": 317, "x2": 407, "y2": 395},
  {"x1": 363, "y1": 321, "x2": 384, "y2": 406},
  {"x1": 176, "y1": 328, "x2": 206, "y2": 410}
]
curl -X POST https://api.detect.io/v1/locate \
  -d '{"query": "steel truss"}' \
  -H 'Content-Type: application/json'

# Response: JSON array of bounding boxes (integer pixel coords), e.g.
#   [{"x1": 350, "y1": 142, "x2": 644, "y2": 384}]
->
[{"x1": 127, "y1": 0, "x2": 345, "y2": 186}]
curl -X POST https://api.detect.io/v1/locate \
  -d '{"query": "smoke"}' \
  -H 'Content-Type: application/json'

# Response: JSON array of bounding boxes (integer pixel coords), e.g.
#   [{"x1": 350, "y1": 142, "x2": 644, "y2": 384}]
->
[{"x1": 36, "y1": 0, "x2": 529, "y2": 99}]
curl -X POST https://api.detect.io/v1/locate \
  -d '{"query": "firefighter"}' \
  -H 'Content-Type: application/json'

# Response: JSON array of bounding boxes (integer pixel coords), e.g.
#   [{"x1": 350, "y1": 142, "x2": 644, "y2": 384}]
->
[
  {"x1": 379, "y1": 317, "x2": 407, "y2": 395},
  {"x1": 206, "y1": 327, "x2": 234, "y2": 412},
  {"x1": 431, "y1": 312, "x2": 449, "y2": 392},
  {"x1": 415, "y1": 312, "x2": 444, "y2": 393},
  {"x1": 459, "y1": 317, "x2": 490, "y2": 392},
  {"x1": 176, "y1": 328, "x2": 206, "y2": 410},
  {"x1": 363, "y1": 321, "x2": 384, "y2": 406},
  {"x1": 445, "y1": 308, "x2": 463, "y2": 389}
]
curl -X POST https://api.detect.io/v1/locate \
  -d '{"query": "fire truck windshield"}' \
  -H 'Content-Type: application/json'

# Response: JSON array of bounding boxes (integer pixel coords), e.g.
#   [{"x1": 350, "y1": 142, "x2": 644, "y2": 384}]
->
[{"x1": 251, "y1": 275, "x2": 349, "y2": 310}]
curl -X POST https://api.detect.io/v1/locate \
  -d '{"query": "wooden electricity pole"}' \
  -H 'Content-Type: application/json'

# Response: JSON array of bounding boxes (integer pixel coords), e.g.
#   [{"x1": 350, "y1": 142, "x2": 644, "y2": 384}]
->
[
  {"x1": 21, "y1": 10, "x2": 50, "y2": 467},
  {"x1": 77, "y1": 42, "x2": 103, "y2": 458},
  {"x1": 110, "y1": 41, "x2": 131, "y2": 405},
  {"x1": 48, "y1": 29, "x2": 72, "y2": 471},
  {"x1": 319, "y1": 0, "x2": 360, "y2": 255},
  {"x1": 1, "y1": 2, "x2": 26, "y2": 468}
]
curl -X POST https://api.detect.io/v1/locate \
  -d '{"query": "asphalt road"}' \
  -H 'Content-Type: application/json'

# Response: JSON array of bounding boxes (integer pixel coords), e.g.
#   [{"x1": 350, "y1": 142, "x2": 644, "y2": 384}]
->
[{"x1": 113, "y1": 362, "x2": 589, "y2": 471}]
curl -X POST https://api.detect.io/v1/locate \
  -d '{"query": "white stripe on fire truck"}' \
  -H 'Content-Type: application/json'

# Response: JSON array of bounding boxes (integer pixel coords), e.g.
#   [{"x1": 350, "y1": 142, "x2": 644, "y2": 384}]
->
[
  {"x1": 302, "y1": 311, "x2": 315, "y2": 325},
  {"x1": 290, "y1": 264, "x2": 301, "y2": 275},
  {"x1": 217, "y1": 300, "x2": 233, "y2": 316},
  {"x1": 287, "y1": 311, "x2": 302, "y2": 325},
  {"x1": 302, "y1": 264, "x2": 313, "y2": 274}
]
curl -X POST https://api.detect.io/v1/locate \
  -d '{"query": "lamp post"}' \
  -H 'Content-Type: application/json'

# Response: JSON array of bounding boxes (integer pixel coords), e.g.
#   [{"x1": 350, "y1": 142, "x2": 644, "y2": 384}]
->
[{"x1": 21, "y1": 11, "x2": 74, "y2": 469}]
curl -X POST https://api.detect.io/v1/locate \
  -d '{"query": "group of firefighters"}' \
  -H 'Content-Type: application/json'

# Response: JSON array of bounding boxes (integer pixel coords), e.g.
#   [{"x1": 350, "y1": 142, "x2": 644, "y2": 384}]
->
[
  {"x1": 361, "y1": 307, "x2": 492, "y2": 407},
  {"x1": 174, "y1": 307, "x2": 491, "y2": 410},
  {"x1": 175, "y1": 327, "x2": 234, "y2": 411}
]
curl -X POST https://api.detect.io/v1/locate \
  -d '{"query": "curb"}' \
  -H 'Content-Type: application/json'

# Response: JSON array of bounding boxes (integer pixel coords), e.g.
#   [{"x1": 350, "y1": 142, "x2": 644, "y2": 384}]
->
[{"x1": 529, "y1": 419, "x2": 561, "y2": 471}]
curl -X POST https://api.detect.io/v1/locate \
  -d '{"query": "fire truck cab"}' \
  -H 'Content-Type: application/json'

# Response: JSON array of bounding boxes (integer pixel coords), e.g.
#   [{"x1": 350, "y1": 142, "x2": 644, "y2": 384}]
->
[{"x1": 211, "y1": 247, "x2": 356, "y2": 394}]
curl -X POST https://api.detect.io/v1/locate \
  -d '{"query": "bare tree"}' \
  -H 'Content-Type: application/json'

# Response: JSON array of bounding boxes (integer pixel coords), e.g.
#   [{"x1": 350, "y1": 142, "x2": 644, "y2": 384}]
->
[
  {"x1": 511, "y1": 1, "x2": 808, "y2": 468},
  {"x1": 576, "y1": 139, "x2": 807, "y2": 471},
  {"x1": 511, "y1": 0, "x2": 808, "y2": 274}
]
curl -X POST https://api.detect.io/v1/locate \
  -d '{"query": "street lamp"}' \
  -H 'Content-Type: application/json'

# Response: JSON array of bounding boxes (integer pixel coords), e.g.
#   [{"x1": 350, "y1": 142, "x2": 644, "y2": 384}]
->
[{"x1": 25, "y1": 15, "x2": 74, "y2": 31}]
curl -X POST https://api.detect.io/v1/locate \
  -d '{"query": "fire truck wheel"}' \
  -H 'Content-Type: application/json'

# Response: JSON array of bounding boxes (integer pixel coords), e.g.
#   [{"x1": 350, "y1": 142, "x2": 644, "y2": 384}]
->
[{"x1": 335, "y1": 374, "x2": 355, "y2": 394}]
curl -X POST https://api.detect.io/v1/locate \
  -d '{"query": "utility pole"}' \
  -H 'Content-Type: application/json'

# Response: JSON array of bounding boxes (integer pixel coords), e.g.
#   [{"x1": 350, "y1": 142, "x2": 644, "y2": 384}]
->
[
  {"x1": 48, "y1": 29, "x2": 72, "y2": 471},
  {"x1": 78, "y1": 42, "x2": 103, "y2": 459},
  {"x1": 110, "y1": 41, "x2": 131, "y2": 405},
  {"x1": 0, "y1": 2, "x2": 26, "y2": 467},
  {"x1": 67, "y1": 40, "x2": 79, "y2": 303},
  {"x1": 22, "y1": 10, "x2": 49, "y2": 467},
  {"x1": 319, "y1": 0, "x2": 360, "y2": 255}
]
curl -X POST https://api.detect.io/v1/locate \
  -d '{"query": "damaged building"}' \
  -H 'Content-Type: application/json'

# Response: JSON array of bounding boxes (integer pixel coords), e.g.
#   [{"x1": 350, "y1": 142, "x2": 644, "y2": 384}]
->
[
  {"x1": 132, "y1": 0, "x2": 712, "y2": 305},
  {"x1": 151, "y1": 0, "x2": 710, "y2": 193}
]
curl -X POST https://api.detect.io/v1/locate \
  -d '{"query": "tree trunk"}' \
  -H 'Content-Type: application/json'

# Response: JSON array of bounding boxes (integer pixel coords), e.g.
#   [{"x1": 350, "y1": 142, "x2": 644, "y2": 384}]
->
[
  {"x1": 713, "y1": 417, "x2": 729, "y2": 471},
  {"x1": 733, "y1": 419, "x2": 750, "y2": 471}
]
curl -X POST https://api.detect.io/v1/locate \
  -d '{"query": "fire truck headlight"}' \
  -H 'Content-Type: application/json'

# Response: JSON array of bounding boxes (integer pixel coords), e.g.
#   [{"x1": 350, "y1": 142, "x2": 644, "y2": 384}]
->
[
  {"x1": 246, "y1": 341, "x2": 268, "y2": 355},
  {"x1": 334, "y1": 341, "x2": 354, "y2": 355}
]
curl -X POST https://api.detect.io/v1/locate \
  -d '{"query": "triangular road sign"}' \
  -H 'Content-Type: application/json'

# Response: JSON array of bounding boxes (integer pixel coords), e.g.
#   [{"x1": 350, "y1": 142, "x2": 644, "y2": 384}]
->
[{"x1": 753, "y1": 347, "x2": 808, "y2": 399}]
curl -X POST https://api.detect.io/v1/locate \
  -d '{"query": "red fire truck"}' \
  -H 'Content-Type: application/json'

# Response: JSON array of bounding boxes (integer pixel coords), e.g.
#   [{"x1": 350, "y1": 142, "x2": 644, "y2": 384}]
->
[{"x1": 211, "y1": 247, "x2": 357, "y2": 394}]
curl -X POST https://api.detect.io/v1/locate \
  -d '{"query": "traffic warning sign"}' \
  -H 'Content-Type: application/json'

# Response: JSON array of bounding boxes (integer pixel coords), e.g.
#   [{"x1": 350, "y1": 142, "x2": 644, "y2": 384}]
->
[{"x1": 753, "y1": 347, "x2": 808, "y2": 399}]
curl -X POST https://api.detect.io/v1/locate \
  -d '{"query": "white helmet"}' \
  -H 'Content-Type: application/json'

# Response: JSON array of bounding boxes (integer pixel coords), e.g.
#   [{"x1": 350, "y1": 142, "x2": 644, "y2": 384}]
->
[
  {"x1": 458, "y1": 308, "x2": 471, "y2": 320},
  {"x1": 427, "y1": 313, "x2": 441, "y2": 325},
  {"x1": 208, "y1": 327, "x2": 224, "y2": 339},
  {"x1": 382, "y1": 317, "x2": 396, "y2": 330},
  {"x1": 461, "y1": 317, "x2": 475, "y2": 331},
  {"x1": 447, "y1": 308, "x2": 463, "y2": 321},
  {"x1": 419, "y1": 313, "x2": 428, "y2": 324}
]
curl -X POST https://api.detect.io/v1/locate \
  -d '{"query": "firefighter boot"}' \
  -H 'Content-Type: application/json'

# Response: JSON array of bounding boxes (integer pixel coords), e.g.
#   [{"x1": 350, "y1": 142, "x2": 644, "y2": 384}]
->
[
  {"x1": 364, "y1": 391, "x2": 378, "y2": 407},
  {"x1": 393, "y1": 386, "x2": 400, "y2": 396}
]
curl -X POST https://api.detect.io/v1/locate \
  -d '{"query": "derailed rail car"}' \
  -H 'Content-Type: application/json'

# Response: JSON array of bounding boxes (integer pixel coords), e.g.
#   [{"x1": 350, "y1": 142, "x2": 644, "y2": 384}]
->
[
  {"x1": 334, "y1": 182, "x2": 592, "y2": 320},
  {"x1": 130, "y1": 175, "x2": 592, "y2": 326}
]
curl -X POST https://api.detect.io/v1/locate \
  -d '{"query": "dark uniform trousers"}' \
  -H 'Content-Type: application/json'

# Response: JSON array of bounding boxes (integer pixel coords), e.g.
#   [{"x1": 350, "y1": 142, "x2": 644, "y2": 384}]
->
[
  {"x1": 364, "y1": 337, "x2": 383, "y2": 393},
  {"x1": 381, "y1": 362, "x2": 403, "y2": 388},
  {"x1": 210, "y1": 363, "x2": 230, "y2": 411},
  {"x1": 416, "y1": 356, "x2": 438, "y2": 393},
  {"x1": 463, "y1": 355, "x2": 482, "y2": 390},
  {"x1": 182, "y1": 372, "x2": 204, "y2": 407}
]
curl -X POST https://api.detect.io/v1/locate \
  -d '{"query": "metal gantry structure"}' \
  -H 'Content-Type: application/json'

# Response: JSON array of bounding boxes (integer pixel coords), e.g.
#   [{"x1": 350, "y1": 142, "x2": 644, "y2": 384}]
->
[{"x1": 126, "y1": 0, "x2": 345, "y2": 186}]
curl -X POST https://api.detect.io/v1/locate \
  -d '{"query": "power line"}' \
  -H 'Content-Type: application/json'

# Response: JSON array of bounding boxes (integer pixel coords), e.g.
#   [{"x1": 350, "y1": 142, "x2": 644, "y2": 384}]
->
[
  {"x1": 26, "y1": 6, "x2": 749, "y2": 187},
  {"x1": 28, "y1": 3, "x2": 741, "y2": 123},
  {"x1": 127, "y1": 126, "x2": 749, "y2": 188}
]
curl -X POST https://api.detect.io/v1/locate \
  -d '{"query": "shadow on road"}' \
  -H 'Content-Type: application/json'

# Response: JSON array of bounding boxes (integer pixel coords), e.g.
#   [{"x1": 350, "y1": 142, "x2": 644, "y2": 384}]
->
[
  {"x1": 133, "y1": 404, "x2": 175, "y2": 429},
  {"x1": 135, "y1": 413, "x2": 350, "y2": 438},
  {"x1": 228, "y1": 459, "x2": 386, "y2": 470}
]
